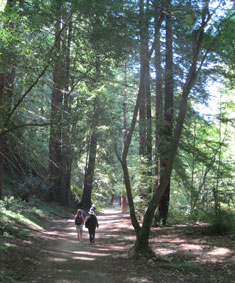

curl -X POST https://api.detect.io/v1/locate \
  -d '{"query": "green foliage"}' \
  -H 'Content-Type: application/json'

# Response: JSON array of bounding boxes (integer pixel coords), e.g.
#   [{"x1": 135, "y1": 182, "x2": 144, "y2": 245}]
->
[
  {"x1": 199, "y1": 209, "x2": 235, "y2": 235},
  {"x1": 0, "y1": 196, "x2": 42, "y2": 237},
  {"x1": 70, "y1": 185, "x2": 83, "y2": 202},
  {"x1": 0, "y1": 0, "x2": 234, "y2": 235},
  {"x1": 0, "y1": 269, "x2": 19, "y2": 283}
]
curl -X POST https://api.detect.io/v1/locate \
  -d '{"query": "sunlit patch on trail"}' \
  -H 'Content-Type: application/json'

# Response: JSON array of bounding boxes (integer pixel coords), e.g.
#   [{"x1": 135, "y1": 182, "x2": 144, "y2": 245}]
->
[
  {"x1": 153, "y1": 248, "x2": 174, "y2": 255},
  {"x1": 207, "y1": 247, "x2": 231, "y2": 256},
  {"x1": 72, "y1": 256, "x2": 95, "y2": 261},
  {"x1": 5, "y1": 242, "x2": 17, "y2": 248},
  {"x1": 48, "y1": 257, "x2": 67, "y2": 262},
  {"x1": 179, "y1": 244, "x2": 203, "y2": 251},
  {"x1": 200, "y1": 247, "x2": 233, "y2": 262},
  {"x1": 64, "y1": 226, "x2": 76, "y2": 231},
  {"x1": 100, "y1": 208, "x2": 122, "y2": 214},
  {"x1": 98, "y1": 219, "x2": 120, "y2": 225},
  {"x1": 73, "y1": 251, "x2": 109, "y2": 257}
]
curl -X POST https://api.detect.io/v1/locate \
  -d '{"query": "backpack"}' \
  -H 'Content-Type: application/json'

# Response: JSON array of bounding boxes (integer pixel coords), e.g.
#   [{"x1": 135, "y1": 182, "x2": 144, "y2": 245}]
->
[
  {"x1": 75, "y1": 215, "x2": 83, "y2": 225},
  {"x1": 85, "y1": 216, "x2": 90, "y2": 228}
]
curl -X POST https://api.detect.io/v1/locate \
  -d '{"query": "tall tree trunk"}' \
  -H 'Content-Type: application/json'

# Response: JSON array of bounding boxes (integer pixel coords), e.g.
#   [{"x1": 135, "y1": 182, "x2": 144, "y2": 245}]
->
[
  {"x1": 146, "y1": 61, "x2": 152, "y2": 164},
  {"x1": 58, "y1": 20, "x2": 72, "y2": 205},
  {"x1": 138, "y1": 0, "x2": 153, "y2": 206},
  {"x1": 0, "y1": 72, "x2": 14, "y2": 198},
  {"x1": 155, "y1": 0, "x2": 173, "y2": 225},
  {"x1": 79, "y1": 99, "x2": 99, "y2": 211},
  {"x1": 154, "y1": 24, "x2": 164, "y2": 225},
  {"x1": 79, "y1": 60, "x2": 100, "y2": 211},
  {"x1": 121, "y1": 62, "x2": 128, "y2": 212},
  {"x1": 48, "y1": 11, "x2": 64, "y2": 202},
  {"x1": 0, "y1": 0, "x2": 16, "y2": 199},
  {"x1": 138, "y1": 0, "x2": 148, "y2": 157}
]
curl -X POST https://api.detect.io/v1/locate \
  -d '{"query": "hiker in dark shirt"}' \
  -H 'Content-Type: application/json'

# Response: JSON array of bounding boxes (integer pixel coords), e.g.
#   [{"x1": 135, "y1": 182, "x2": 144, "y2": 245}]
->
[{"x1": 85, "y1": 209, "x2": 99, "y2": 244}]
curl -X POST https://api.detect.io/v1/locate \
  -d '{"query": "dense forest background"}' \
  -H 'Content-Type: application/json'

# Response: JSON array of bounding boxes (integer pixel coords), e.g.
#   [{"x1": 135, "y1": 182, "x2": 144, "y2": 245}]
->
[{"x1": 0, "y1": 0, "x2": 234, "y2": 254}]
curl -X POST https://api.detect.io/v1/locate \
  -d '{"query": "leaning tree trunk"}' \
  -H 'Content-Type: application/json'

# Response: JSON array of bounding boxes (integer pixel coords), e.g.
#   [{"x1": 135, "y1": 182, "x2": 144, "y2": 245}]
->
[{"x1": 117, "y1": 0, "x2": 164, "y2": 252}]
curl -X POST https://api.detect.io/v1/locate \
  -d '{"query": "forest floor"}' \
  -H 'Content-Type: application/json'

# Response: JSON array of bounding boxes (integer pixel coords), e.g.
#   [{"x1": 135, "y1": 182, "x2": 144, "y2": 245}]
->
[{"x1": 1, "y1": 205, "x2": 235, "y2": 283}]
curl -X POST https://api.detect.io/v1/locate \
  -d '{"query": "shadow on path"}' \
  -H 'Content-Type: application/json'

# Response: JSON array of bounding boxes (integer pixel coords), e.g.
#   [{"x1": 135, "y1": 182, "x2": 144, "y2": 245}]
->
[{"x1": 21, "y1": 206, "x2": 133, "y2": 283}]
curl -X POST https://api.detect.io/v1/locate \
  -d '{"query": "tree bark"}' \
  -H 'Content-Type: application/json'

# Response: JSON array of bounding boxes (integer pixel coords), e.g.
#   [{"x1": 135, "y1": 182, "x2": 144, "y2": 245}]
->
[
  {"x1": 0, "y1": 72, "x2": 14, "y2": 199},
  {"x1": 138, "y1": 0, "x2": 147, "y2": 157},
  {"x1": 0, "y1": 0, "x2": 16, "y2": 199},
  {"x1": 79, "y1": 60, "x2": 100, "y2": 211},
  {"x1": 121, "y1": 62, "x2": 128, "y2": 212},
  {"x1": 48, "y1": 11, "x2": 64, "y2": 202},
  {"x1": 79, "y1": 97, "x2": 99, "y2": 210},
  {"x1": 58, "y1": 20, "x2": 73, "y2": 205},
  {"x1": 155, "y1": 0, "x2": 173, "y2": 225}
]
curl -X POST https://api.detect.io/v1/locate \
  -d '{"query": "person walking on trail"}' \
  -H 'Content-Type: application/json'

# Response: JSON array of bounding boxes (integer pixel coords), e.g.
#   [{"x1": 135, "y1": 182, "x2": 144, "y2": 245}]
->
[
  {"x1": 90, "y1": 204, "x2": 97, "y2": 215},
  {"x1": 85, "y1": 209, "x2": 99, "y2": 244},
  {"x1": 81, "y1": 208, "x2": 86, "y2": 219},
  {"x1": 74, "y1": 209, "x2": 84, "y2": 243}
]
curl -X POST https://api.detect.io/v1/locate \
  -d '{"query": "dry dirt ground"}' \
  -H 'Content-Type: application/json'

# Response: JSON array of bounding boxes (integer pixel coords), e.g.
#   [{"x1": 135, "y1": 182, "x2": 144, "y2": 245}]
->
[{"x1": 1, "y1": 206, "x2": 235, "y2": 283}]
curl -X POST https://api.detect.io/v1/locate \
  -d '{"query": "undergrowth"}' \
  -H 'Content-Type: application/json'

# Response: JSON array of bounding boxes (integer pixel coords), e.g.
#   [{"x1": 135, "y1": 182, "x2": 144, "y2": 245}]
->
[
  {"x1": 0, "y1": 195, "x2": 73, "y2": 283},
  {"x1": 159, "y1": 262, "x2": 201, "y2": 272}
]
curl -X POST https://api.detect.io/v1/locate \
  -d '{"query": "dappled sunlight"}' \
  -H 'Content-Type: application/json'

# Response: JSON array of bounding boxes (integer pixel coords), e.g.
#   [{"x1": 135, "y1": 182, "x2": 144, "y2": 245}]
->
[
  {"x1": 100, "y1": 208, "x2": 122, "y2": 214},
  {"x1": 43, "y1": 230, "x2": 61, "y2": 236},
  {"x1": 94, "y1": 247, "x2": 110, "y2": 252},
  {"x1": 99, "y1": 219, "x2": 120, "y2": 224},
  {"x1": 72, "y1": 251, "x2": 109, "y2": 257},
  {"x1": 64, "y1": 226, "x2": 76, "y2": 231},
  {"x1": 72, "y1": 256, "x2": 95, "y2": 261},
  {"x1": 104, "y1": 233, "x2": 122, "y2": 238},
  {"x1": 11, "y1": 206, "x2": 234, "y2": 283},
  {"x1": 207, "y1": 247, "x2": 231, "y2": 256},
  {"x1": 153, "y1": 248, "x2": 175, "y2": 255},
  {"x1": 179, "y1": 244, "x2": 203, "y2": 251},
  {"x1": 5, "y1": 242, "x2": 17, "y2": 248},
  {"x1": 109, "y1": 244, "x2": 131, "y2": 251},
  {"x1": 198, "y1": 247, "x2": 234, "y2": 263},
  {"x1": 48, "y1": 257, "x2": 68, "y2": 262}
]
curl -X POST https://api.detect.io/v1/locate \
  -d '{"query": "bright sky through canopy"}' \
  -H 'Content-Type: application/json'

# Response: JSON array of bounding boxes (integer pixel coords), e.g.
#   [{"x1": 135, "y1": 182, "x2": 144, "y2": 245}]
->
[{"x1": 0, "y1": 0, "x2": 7, "y2": 12}]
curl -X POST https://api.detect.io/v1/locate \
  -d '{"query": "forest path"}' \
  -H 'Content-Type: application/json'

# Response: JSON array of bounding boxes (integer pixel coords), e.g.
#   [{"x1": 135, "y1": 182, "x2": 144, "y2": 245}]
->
[
  {"x1": 18, "y1": 204, "x2": 235, "y2": 283},
  {"x1": 22, "y1": 205, "x2": 133, "y2": 283}
]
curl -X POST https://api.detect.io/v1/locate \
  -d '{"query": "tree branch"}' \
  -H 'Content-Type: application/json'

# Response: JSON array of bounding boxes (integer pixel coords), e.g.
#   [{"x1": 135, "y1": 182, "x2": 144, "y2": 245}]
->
[{"x1": 0, "y1": 122, "x2": 50, "y2": 136}]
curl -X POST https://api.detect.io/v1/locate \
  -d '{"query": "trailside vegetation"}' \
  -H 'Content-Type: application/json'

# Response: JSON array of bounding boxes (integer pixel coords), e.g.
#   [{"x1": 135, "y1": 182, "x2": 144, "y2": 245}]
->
[{"x1": 0, "y1": 0, "x2": 234, "y2": 256}]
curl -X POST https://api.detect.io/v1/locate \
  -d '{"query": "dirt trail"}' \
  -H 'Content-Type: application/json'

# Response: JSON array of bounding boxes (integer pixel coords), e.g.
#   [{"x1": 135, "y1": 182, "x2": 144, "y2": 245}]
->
[
  {"x1": 18, "y1": 205, "x2": 235, "y2": 283},
  {"x1": 21, "y1": 206, "x2": 132, "y2": 283}
]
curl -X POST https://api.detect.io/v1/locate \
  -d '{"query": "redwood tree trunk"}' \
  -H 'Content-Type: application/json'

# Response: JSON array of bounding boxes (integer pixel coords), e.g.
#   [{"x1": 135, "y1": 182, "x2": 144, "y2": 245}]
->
[
  {"x1": 58, "y1": 20, "x2": 72, "y2": 205},
  {"x1": 155, "y1": 0, "x2": 173, "y2": 225},
  {"x1": 121, "y1": 63, "x2": 128, "y2": 212},
  {"x1": 0, "y1": 0, "x2": 16, "y2": 199},
  {"x1": 79, "y1": 120, "x2": 98, "y2": 211},
  {"x1": 48, "y1": 12, "x2": 63, "y2": 202}
]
